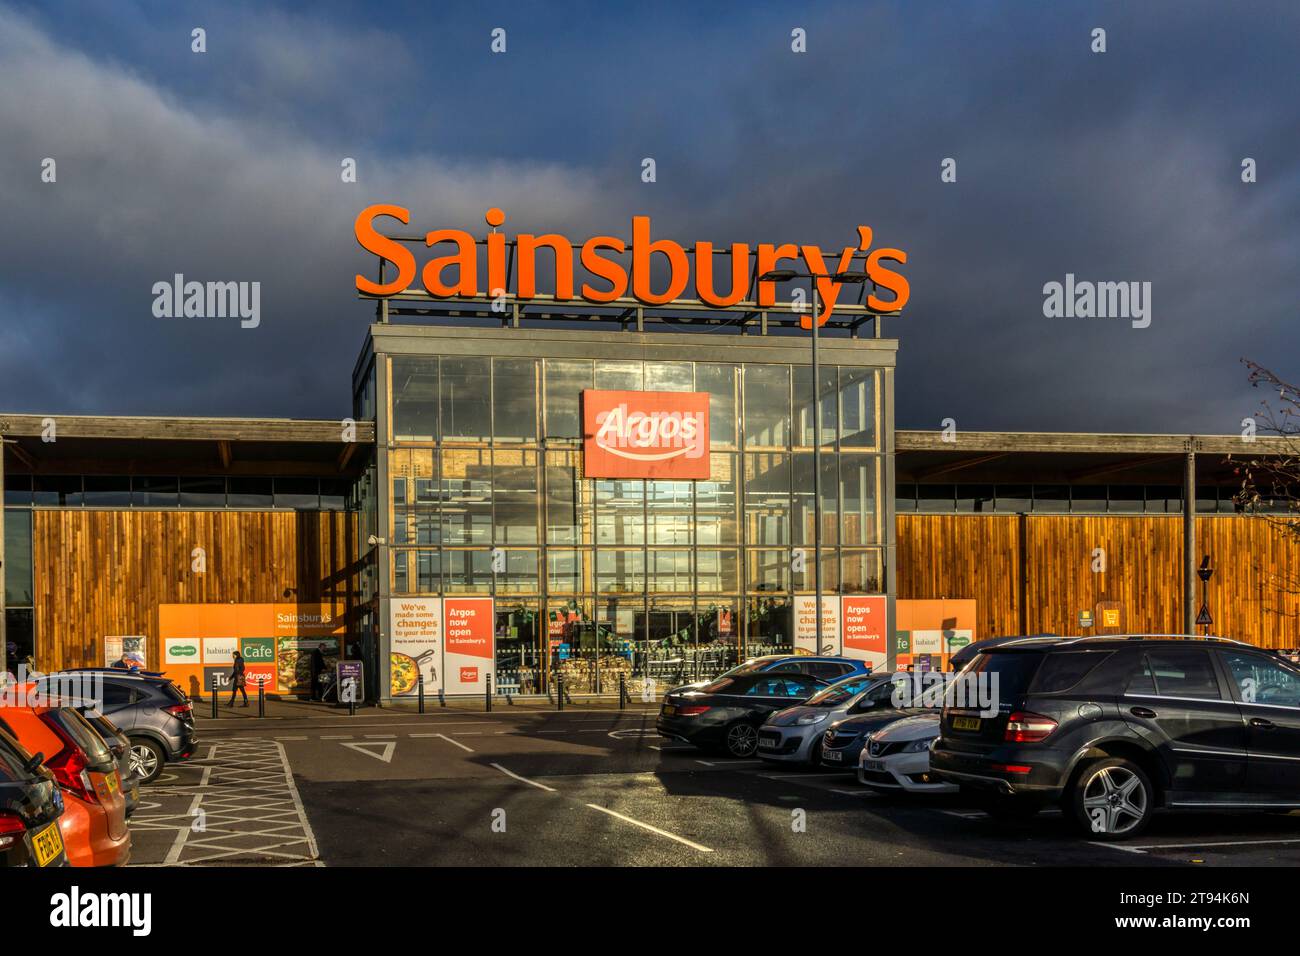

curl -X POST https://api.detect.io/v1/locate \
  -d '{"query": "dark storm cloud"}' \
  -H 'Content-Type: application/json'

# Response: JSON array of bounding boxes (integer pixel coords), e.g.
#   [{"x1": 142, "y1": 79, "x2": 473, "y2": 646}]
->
[{"x1": 0, "y1": 0, "x2": 1296, "y2": 432}]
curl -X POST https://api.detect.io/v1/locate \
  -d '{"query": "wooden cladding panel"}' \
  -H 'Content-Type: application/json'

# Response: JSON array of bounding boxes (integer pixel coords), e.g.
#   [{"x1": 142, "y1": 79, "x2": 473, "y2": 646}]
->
[
  {"x1": 32, "y1": 510, "x2": 358, "y2": 671},
  {"x1": 898, "y1": 514, "x2": 1300, "y2": 647}
]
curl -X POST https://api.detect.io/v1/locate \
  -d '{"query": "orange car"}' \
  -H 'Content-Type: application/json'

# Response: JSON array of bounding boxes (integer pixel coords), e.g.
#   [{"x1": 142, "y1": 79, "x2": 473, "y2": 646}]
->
[{"x1": 0, "y1": 703, "x2": 130, "y2": 866}]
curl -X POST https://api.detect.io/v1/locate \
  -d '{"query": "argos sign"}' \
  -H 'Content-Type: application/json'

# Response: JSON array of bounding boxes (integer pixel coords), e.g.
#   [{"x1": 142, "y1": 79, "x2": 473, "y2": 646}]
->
[{"x1": 583, "y1": 390, "x2": 709, "y2": 479}]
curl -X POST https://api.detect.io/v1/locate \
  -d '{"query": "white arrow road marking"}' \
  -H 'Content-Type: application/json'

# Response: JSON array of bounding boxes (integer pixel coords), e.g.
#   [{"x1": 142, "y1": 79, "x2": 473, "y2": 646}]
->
[{"x1": 340, "y1": 741, "x2": 396, "y2": 763}]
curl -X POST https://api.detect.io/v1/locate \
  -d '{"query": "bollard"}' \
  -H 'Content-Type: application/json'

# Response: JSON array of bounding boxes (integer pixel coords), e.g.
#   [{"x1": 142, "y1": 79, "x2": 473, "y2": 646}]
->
[
  {"x1": 418, "y1": 675, "x2": 425, "y2": 714},
  {"x1": 485, "y1": 673, "x2": 493, "y2": 712},
  {"x1": 619, "y1": 672, "x2": 627, "y2": 710},
  {"x1": 438, "y1": 688, "x2": 446, "y2": 708},
  {"x1": 211, "y1": 677, "x2": 218, "y2": 719},
  {"x1": 258, "y1": 682, "x2": 266, "y2": 718},
  {"x1": 557, "y1": 673, "x2": 565, "y2": 711}
]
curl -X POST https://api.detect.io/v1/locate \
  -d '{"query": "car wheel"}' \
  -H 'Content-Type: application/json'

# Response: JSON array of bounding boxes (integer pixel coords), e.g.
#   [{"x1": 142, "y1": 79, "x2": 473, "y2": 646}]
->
[
  {"x1": 724, "y1": 722, "x2": 759, "y2": 758},
  {"x1": 1071, "y1": 757, "x2": 1153, "y2": 840},
  {"x1": 981, "y1": 795, "x2": 1042, "y2": 822},
  {"x1": 129, "y1": 738, "x2": 165, "y2": 784}
]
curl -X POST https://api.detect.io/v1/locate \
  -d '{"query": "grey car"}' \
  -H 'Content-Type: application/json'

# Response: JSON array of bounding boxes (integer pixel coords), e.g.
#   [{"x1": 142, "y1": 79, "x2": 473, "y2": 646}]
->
[{"x1": 758, "y1": 672, "x2": 907, "y2": 766}]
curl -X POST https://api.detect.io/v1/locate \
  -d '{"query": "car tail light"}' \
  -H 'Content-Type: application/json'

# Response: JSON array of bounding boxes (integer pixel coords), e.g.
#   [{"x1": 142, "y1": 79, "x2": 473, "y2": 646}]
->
[
  {"x1": 0, "y1": 810, "x2": 24, "y2": 850},
  {"x1": 991, "y1": 763, "x2": 1034, "y2": 774},
  {"x1": 1004, "y1": 711, "x2": 1057, "y2": 743},
  {"x1": 163, "y1": 703, "x2": 193, "y2": 720},
  {"x1": 37, "y1": 714, "x2": 99, "y2": 804},
  {"x1": 677, "y1": 705, "x2": 711, "y2": 717}
]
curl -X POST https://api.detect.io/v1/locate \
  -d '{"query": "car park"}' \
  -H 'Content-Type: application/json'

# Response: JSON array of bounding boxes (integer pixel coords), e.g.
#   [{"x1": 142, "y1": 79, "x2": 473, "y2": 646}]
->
[
  {"x1": 40, "y1": 670, "x2": 198, "y2": 784},
  {"x1": 0, "y1": 727, "x2": 68, "y2": 868},
  {"x1": 657, "y1": 672, "x2": 830, "y2": 756},
  {"x1": 932, "y1": 634, "x2": 1300, "y2": 840},
  {"x1": 0, "y1": 703, "x2": 130, "y2": 866},
  {"x1": 758, "y1": 672, "x2": 899, "y2": 766},
  {"x1": 668, "y1": 655, "x2": 873, "y2": 694},
  {"x1": 858, "y1": 714, "x2": 956, "y2": 794}
]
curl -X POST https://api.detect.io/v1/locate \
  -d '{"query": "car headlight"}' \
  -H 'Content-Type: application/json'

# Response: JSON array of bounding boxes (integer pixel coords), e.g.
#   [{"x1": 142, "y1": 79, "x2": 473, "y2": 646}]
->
[
  {"x1": 902, "y1": 737, "x2": 937, "y2": 753},
  {"x1": 795, "y1": 712, "x2": 828, "y2": 726}
]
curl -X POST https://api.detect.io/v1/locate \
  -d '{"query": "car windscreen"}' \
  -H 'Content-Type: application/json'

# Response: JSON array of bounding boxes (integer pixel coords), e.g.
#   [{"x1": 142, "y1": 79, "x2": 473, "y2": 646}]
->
[
  {"x1": 718, "y1": 661, "x2": 766, "y2": 679},
  {"x1": 805, "y1": 675, "x2": 876, "y2": 706},
  {"x1": 47, "y1": 708, "x2": 115, "y2": 770},
  {"x1": 966, "y1": 651, "x2": 1045, "y2": 702}
]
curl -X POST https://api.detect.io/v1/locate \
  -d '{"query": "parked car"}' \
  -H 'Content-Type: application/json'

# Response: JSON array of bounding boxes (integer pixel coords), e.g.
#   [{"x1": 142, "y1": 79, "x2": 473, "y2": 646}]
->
[
  {"x1": 819, "y1": 673, "x2": 953, "y2": 769},
  {"x1": 84, "y1": 713, "x2": 142, "y2": 818},
  {"x1": 668, "y1": 655, "x2": 873, "y2": 694},
  {"x1": 0, "y1": 703, "x2": 130, "y2": 866},
  {"x1": 949, "y1": 635, "x2": 1059, "y2": 672},
  {"x1": 40, "y1": 670, "x2": 198, "y2": 784},
  {"x1": 758, "y1": 672, "x2": 901, "y2": 766},
  {"x1": 0, "y1": 726, "x2": 68, "y2": 867},
  {"x1": 931, "y1": 634, "x2": 1300, "y2": 840},
  {"x1": 657, "y1": 672, "x2": 831, "y2": 757},
  {"x1": 858, "y1": 714, "x2": 957, "y2": 794}
]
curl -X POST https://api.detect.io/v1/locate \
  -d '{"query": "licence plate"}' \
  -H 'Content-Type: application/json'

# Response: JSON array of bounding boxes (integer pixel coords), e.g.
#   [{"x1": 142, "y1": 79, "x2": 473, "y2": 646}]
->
[
  {"x1": 823, "y1": 750, "x2": 842, "y2": 762},
  {"x1": 106, "y1": 772, "x2": 119, "y2": 794},
  {"x1": 31, "y1": 822, "x2": 63, "y2": 867},
  {"x1": 661, "y1": 705, "x2": 676, "y2": 716},
  {"x1": 952, "y1": 715, "x2": 981, "y2": 731},
  {"x1": 862, "y1": 760, "x2": 886, "y2": 772}
]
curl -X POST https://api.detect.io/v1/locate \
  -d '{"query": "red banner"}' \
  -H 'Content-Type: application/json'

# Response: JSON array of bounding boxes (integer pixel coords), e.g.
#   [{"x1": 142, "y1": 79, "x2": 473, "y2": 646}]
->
[{"x1": 582, "y1": 390, "x2": 710, "y2": 479}]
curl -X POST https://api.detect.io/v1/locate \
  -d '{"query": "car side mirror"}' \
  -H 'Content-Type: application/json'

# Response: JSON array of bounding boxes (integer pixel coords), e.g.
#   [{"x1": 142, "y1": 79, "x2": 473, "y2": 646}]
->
[{"x1": 852, "y1": 699, "x2": 874, "y2": 714}]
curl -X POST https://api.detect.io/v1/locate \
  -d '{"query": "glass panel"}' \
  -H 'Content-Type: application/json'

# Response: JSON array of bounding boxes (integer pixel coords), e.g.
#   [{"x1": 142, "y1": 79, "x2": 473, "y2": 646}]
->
[
  {"x1": 595, "y1": 597, "x2": 642, "y2": 671},
  {"x1": 595, "y1": 479, "x2": 644, "y2": 545},
  {"x1": 792, "y1": 452, "x2": 838, "y2": 546},
  {"x1": 695, "y1": 549, "x2": 739, "y2": 593},
  {"x1": 842, "y1": 549, "x2": 884, "y2": 594},
  {"x1": 440, "y1": 356, "x2": 492, "y2": 442},
  {"x1": 444, "y1": 549, "x2": 492, "y2": 593},
  {"x1": 1108, "y1": 485, "x2": 1143, "y2": 514},
  {"x1": 498, "y1": 550, "x2": 540, "y2": 594},
  {"x1": 744, "y1": 453, "x2": 791, "y2": 545},
  {"x1": 646, "y1": 480, "x2": 693, "y2": 546},
  {"x1": 496, "y1": 601, "x2": 544, "y2": 686},
  {"x1": 414, "y1": 549, "x2": 441, "y2": 592},
  {"x1": 3, "y1": 509, "x2": 33, "y2": 607},
  {"x1": 546, "y1": 549, "x2": 588, "y2": 593},
  {"x1": 180, "y1": 477, "x2": 226, "y2": 508},
  {"x1": 838, "y1": 367, "x2": 876, "y2": 448},
  {"x1": 895, "y1": 482, "x2": 916, "y2": 514},
  {"x1": 1071, "y1": 485, "x2": 1105, "y2": 513},
  {"x1": 274, "y1": 478, "x2": 319, "y2": 510},
  {"x1": 648, "y1": 600, "x2": 696, "y2": 673},
  {"x1": 440, "y1": 448, "x2": 492, "y2": 544},
  {"x1": 4, "y1": 609, "x2": 34, "y2": 669},
  {"x1": 227, "y1": 477, "x2": 272, "y2": 508},
  {"x1": 995, "y1": 485, "x2": 1032, "y2": 513},
  {"x1": 743, "y1": 365, "x2": 790, "y2": 448},
  {"x1": 33, "y1": 476, "x2": 82, "y2": 507},
  {"x1": 391, "y1": 356, "x2": 439, "y2": 441},
  {"x1": 747, "y1": 549, "x2": 788, "y2": 594},
  {"x1": 493, "y1": 448, "x2": 540, "y2": 544},
  {"x1": 648, "y1": 549, "x2": 692, "y2": 593},
  {"x1": 595, "y1": 360, "x2": 642, "y2": 391},
  {"x1": 792, "y1": 549, "x2": 838, "y2": 593},
  {"x1": 1033, "y1": 485, "x2": 1069, "y2": 513},
  {"x1": 82, "y1": 476, "x2": 131, "y2": 507},
  {"x1": 841, "y1": 456, "x2": 878, "y2": 544},
  {"x1": 955, "y1": 484, "x2": 994, "y2": 513},
  {"x1": 695, "y1": 364, "x2": 737, "y2": 449},
  {"x1": 595, "y1": 549, "x2": 645, "y2": 593},
  {"x1": 493, "y1": 358, "x2": 538, "y2": 442},
  {"x1": 133, "y1": 476, "x2": 178, "y2": 507},
  {"x1": 392, "y1": 551, "x2": 410, "y2": 594},
  {"x1": 916, "y1": 484, "x2": 954, "y2": 513},
  {"x1": 643, "y1": 361, "x2": 693, "y2": 392},
  {"x1": 793, "y1": 365, "x2": 838, "y2": 448},
  {"x1": 1146, "y1": 485, "x2": 1181, "y2": 514},
  {"x1": 3, "y1": 474, "x2": 32, "y2": 506},
  {"x1": 747, "y1": 597, "x2": 793, "y2": 655},
  {"x1": 696, "y1": 453, "x2": 738, "y2": 545},
  {"x1": 543, "y1": 359, "x2": 592, "y2": 439},
  {"x1": 319, "y1": 479, "x2": 349, "y2": 511},
  {"x1": 1195, "y1": 485, "x2": 1219, "y2": 514},
  {"x1": 544, "y1": 449, "x2": 587, "y2": 545},
  {"x1": 696, "y1": 598, "x2": 741, "y2": 662}
]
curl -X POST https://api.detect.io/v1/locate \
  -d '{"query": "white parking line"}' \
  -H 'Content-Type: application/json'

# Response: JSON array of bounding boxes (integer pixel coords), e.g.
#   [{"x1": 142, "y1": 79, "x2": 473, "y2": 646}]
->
[
  {"x1": 364, "y1": 734, "x2": 397, "y2": 739},
  {"x1": 489, "y1": 763, "x2": 556, "y2": 792},
  {"x1": 760, "y1": 772, "x2": 850, "y2": 780},
  {"x1": 435, "y1": 733, "x2": 475, "y2": 753},
  {"x1": 274, "y1": 736, "x2": 308, "y2": 741},
  {"x1": 1094, "y1": 836, "x2": 1300, "y2": 855},
  {"x1": 584, "y1": 804, "x2": 714, "y2": 853},
  {"x1": 320, "y1": 735, "x2": 352, "y2": 739}
]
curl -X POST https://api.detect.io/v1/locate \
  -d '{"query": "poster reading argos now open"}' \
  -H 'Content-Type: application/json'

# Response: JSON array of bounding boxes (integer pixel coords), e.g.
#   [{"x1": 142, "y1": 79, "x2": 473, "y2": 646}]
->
[{"x1": 388, "y1": 597, "x2": 493, "y2": 697}]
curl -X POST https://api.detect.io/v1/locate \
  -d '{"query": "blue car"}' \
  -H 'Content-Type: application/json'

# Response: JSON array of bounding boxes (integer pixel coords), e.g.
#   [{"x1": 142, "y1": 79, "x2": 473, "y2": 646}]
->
[{"x1": 668, "y1": 654, "x2": 873, "y2": 694}]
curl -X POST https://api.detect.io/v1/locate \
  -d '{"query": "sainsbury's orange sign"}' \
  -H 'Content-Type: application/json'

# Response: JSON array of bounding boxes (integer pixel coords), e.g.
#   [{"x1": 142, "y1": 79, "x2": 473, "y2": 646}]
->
[
  {"x1": 582, "y1": 389, "x2": 710, "y2": 480},
  {"x1": 354, "y1": 205, "x2": 909, "y2": 327}
]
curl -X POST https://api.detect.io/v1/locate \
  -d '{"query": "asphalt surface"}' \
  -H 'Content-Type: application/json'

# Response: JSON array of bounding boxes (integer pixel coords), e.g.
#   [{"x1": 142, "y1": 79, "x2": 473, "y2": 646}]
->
[{"x1": 124, "y1": 703, "x2": 1300, "y2": 866}]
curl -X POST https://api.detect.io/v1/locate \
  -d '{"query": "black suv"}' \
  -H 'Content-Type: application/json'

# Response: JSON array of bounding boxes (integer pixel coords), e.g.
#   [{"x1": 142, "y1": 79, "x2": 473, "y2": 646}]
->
[{"x1": 931, "y1": 635, "x2": 1300, "y2": 840}]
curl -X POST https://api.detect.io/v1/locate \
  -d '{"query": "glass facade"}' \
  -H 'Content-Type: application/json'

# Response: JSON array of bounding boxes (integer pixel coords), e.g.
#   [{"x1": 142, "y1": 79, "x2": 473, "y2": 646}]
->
[{"x1": 380, "y1": 349, "x2": 890, "y2": 691}]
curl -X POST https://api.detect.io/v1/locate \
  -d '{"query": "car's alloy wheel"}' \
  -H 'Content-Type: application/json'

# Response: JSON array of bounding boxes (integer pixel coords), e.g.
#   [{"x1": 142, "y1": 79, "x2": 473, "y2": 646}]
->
[
  {"x1": 725, "y1": 722, "x2": 759, "y2": 758},
  {"x1": 1073, "y1": 758, "x2": 1152, "y2": 840},
  {"x1": 130, "y1": 740, "x2": 164, "y2": 784}
]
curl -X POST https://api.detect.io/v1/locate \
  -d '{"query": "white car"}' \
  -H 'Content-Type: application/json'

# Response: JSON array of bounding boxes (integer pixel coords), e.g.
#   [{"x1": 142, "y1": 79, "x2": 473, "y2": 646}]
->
[{"x1": 857, "y1": 714, "x2": 957, "y2": 794}]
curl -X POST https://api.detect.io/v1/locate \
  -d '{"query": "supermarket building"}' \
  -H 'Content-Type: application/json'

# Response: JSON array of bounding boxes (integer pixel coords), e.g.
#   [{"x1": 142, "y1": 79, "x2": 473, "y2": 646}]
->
[{"x1": 3, "y1": 219, "x2": 1298, "y2": 700}]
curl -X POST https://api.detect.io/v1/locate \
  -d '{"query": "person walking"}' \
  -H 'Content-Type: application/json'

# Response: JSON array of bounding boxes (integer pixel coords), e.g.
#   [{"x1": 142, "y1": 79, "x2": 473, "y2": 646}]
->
[{"x1": 228, "y1": 650, "x2": 249, "y2": 707}]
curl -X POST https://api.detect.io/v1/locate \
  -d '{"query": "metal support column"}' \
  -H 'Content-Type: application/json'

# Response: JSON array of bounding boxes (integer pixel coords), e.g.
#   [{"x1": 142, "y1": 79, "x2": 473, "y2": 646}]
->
[
  {"x1": 810, "y1": 285, "x2": 824, "y2": 654},
  {"x1": 0, "y1": 437, "x2": 7, "y2": 678},
  {"x1": 1183, "y1": 450, "x2": 1196, "y2": 635}
]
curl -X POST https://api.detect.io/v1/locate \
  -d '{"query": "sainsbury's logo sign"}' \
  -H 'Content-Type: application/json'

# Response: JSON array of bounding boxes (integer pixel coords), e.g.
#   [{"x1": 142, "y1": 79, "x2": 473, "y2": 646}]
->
[{"x1": 583, "y1": 390, "x2": 710, "y2": 480}]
